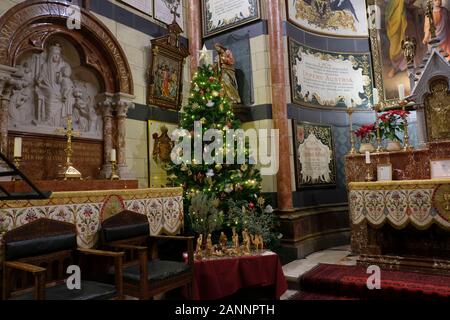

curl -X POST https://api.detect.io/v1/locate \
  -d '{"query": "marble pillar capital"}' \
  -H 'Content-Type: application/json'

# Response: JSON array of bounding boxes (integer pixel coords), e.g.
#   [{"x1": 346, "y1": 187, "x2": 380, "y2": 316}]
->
[
  {"x1": 113, "y1": 93, "x2": 135, "y2": 118},
  {"x1": 96, "y1": 93, "x2": 115, "y2": 117}
]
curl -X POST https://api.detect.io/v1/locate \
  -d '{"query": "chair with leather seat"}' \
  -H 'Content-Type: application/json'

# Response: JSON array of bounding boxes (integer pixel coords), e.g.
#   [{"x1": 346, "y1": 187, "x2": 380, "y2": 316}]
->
[
  {"x1": 2, "y1": 218, "x2": 124, "y2": 300},
  {"x1": 100, "y1": 210, "x2": 194, "y2": 300}
]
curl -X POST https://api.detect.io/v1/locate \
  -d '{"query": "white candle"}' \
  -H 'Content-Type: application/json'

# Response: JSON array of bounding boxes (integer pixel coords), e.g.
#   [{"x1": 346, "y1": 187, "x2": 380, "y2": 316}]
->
[
  {"x1": 346, "y1": 97, "x2": 352, "y2": 109},
  {"x1": 110, "y1": 149, "x2": 116, "y2": 162},
  {"x1": 373, "y1": 88, "x2": 379, "y2": 105},
  {"x1": 365, "y1": 151, "x2": 371, "y2": 164},
  {"x1": 398, "y1": 84, "x2": 405, "y2": 101},
  {"x1": 14, "y1": 137, "x2": 22, "y2": 158}
]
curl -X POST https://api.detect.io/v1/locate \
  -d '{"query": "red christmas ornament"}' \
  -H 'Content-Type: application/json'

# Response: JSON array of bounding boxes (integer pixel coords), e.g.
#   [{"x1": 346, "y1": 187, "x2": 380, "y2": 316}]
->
[
  {"x1": 248, "y1": 202, "x2": 255, "y2": 209},
  {"x1": 209, "y1": 76, "x2": 215, "y2": 82}
]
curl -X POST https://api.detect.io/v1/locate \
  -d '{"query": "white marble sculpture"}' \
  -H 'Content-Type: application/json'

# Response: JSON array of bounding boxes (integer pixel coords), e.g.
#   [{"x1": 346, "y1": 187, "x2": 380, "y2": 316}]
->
[{"x1": 8, "y1": 42, "x2": 102, "y2": 139}]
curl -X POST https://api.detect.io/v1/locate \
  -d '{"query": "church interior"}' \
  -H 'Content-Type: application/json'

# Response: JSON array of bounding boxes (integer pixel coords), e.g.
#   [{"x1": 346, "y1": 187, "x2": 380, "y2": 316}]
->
[{"x1": 0, "y1": 0, "x2": 449, "y2": 303}]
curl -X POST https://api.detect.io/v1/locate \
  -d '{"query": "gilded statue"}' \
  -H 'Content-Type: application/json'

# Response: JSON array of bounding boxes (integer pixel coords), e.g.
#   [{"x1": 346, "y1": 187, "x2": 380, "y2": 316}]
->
[
  {"x1": 241, "y1": 228, "x2": 251, "y2": 255},
  {"x1": 195, "y1": 234, "x2": 203, "y2": 260},
  {"x1": 219, "y1": 231, "x2": 228, "y2": 249},
  {"x1": 205, "y1": 233, "x2": 213, "y2": 257},
  {"x1": 251, "y1": 234, "x2": 262, "y2": 251},
  {"x1": 401, "y1": 37, "x2": 417, "y2": 66},
  {"x1": 232, "y1": 227, "x2": 240, "y2": 255},
  {"x1": 214, "y1": 43, "x2": 242, "y2": 105}
]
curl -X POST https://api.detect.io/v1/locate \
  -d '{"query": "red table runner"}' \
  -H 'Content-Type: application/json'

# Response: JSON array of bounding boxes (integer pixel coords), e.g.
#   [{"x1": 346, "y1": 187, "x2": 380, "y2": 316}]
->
[{"x1": 184, "y1": 251, "x2": 287, "y2": 300}]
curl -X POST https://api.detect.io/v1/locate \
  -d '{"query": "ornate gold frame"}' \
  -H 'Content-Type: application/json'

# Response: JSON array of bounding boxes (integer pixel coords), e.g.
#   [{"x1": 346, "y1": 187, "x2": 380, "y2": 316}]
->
[
  {"x1": 285, "y1": 0, "x2": 369, "y2": 39},
  {"x1": 292, "y1": 120, "x2": 337, "y2": 189},
  {"x1": 201, "y1": 0, "x2": 261, "y2": 38},
  {"x1": 148, "y1": 23, "x2": 188, "y2": 110}
]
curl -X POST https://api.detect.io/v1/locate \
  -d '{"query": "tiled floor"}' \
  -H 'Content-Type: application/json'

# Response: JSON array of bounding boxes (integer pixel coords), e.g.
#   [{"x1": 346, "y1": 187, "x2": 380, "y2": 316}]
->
[{"x1": 280, "y1": 245, "x2": 357, "y2": 300}]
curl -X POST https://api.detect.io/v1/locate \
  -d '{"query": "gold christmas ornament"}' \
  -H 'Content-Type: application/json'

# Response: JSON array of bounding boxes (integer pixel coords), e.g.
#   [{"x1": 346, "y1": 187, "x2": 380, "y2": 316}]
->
[
  {"x1": 215, "y1": 163, "x2": 222, "y2": 171},
  {"x1": 212, "y1": 90, "x2": 219, "y2": 97}
]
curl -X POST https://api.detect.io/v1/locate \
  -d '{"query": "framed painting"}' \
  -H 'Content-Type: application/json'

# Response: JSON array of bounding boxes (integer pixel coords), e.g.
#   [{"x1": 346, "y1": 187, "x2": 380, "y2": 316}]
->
[
  {"x1": 293, "y1": 121, "x2": 337, "y2": 189},
  {"x1": 366, "y1": 0, "x2": 450, "y2": 106},
  {"x1": 154, "y1": 0, "x2": 184, "y2": 29},
  {"x1": 286, "y1": 0, "x2": 369, "y2": 37},
  {"x1": 119, "y1": 0, "x2": 153, "y2": 16},
  {"x1": 201, "y1": 0, "x2": 261, "y2": 37},
  {"x1": 288, "y1": 38, "x2": 374, "y2": 109},
  {"x1": 148, "y1": 23, "x2": 188, "y2": 110}
]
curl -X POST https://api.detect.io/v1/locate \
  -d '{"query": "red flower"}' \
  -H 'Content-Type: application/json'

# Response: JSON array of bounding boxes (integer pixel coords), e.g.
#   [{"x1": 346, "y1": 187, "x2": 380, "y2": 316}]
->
[{"x1": 355, "y1": 123, "x2": 375, "y2": 139}]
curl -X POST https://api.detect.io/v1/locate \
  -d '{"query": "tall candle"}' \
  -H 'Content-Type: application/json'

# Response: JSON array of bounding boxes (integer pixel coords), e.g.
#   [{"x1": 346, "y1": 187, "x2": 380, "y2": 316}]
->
[
  {"x1": 111, "y1": 149, "x2": 116, "y2": 162},
  {"x1": 346, "y1": 97, "x2": 352, "y2": 108},
  {"x1": 398, "y1": 84, "x2": 405, "y2": 101},
  {"x1": 365, "y1": 151, "x2": 371, "y2": 164},
  {"x1": 373, "y1": 88, "x2": 379, "y2": 105},
  {"x1": 14, "y1": 137, "x2": 22, "y2": 158}
]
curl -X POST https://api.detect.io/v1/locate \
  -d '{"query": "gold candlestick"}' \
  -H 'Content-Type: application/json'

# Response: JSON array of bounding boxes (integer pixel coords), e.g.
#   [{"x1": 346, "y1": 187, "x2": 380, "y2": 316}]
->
[
  {"x1": 346, "y1": 107, "x2": 357, "y2": 155},
  {"x1": 399, "y1": 101, "x2": 413, "y2": 151},
  {"x1": 373, "y1": 102, "x2": 384, "y2": 153},
  {"x1": 55, "y1": 115, "x2": 82, "y2": 180},
  {"x1": 110, "y1": 160, "x2": 120, "y2": 180}
]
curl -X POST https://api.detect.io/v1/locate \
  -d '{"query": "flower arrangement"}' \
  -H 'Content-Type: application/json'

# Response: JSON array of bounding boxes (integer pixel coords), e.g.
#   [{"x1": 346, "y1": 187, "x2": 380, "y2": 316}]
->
[
  {"x1": 355, "y1": 123, "x2": 376, "y2": 143},
  {"x1": 378, "y1": 110, "x2": 409, "y2": 142}
]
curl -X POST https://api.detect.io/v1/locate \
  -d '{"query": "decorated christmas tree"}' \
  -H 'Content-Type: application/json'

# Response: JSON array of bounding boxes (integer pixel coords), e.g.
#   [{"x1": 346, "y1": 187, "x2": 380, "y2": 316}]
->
[
  {"x1": 167, "y1": 64, "x2": 261, "y2": 206},
  {"x1": 166, "y1": 64, "x2": 279, "y2": 244}
]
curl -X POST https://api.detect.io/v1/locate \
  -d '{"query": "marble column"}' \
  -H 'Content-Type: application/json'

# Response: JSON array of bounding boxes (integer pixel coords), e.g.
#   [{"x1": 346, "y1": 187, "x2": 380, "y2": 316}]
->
[
  {"x1": 267, "y1": 0, "x2": 293, "y2": 211},
  {"x1": 187, "y1": 0, "x2": 202, "y2": 76},
  {"x1": 98, "y1": 93, "x2": 114, "y2": 178},
  {"x1": 114, "y1": 93, "x2": 135, "y2": 179}
]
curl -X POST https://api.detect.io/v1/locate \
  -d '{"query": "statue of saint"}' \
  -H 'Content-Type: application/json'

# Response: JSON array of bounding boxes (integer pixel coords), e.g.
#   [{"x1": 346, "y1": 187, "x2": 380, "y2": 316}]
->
[
  {"x1": 36, "y1": 43, "x2": 72, "y2": 126},
  {"x1": 214, "y1": 43, "x2": 242, "y2": 105}
]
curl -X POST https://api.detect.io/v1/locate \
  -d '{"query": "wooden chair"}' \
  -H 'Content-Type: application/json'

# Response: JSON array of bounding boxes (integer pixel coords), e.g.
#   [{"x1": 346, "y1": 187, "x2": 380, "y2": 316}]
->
[
  {"x1": 2, "y1": 218, "x2": 124, "y2": 300},
  {"x1": 100, "y1": 210, "x2": 194, "y2": 300}
]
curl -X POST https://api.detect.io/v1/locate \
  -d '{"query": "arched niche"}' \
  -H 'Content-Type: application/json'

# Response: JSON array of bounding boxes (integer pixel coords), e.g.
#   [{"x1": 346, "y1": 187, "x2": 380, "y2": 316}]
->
[
  {"x1": 0, "y1": 0, "x2": 135, "y2": 180},
  {"x1": 0, "y1": 0, "x2": 133, "y2": 94},
  {"x1": 10, "y1": 36, "x2": 103, "y2": 139}
]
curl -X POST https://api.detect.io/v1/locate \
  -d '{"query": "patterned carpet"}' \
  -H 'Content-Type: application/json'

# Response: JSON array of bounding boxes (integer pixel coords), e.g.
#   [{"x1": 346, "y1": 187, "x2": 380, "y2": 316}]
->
[{"x1": 291, "y1": 263, "x2": 450, "y2": 300}]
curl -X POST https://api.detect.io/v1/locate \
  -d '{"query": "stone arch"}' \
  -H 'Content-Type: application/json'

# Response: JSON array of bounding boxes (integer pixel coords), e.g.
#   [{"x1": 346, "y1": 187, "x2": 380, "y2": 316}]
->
[
  {"x1": 0, "y1": 0, "x2": 133, "y2": 95},
  {"x1": 0, "y1": 0, "x2": 135, "y2": 179}
]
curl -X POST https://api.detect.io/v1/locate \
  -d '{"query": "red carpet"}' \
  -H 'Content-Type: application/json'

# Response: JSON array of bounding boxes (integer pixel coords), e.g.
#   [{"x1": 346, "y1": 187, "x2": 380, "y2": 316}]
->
[{"x1": 292, "y1": 264, "x2": 450, "y2": 300}]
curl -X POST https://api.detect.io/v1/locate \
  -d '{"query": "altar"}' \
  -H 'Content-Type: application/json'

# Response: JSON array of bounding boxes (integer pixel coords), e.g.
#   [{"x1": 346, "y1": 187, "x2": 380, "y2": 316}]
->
[
  {"x1": 0, "y1": 187, "x2": 184, "y2": 261},
  {"x1": 344, "y1": 42, "x2": 450, "y2": 274}
]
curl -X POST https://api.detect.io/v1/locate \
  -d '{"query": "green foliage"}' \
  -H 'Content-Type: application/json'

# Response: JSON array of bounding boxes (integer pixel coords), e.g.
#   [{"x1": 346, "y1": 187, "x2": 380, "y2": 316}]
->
[
  {"x1": 225, "y1": 197, "x2": 280, "y2": 249},
  {"x1": 188, "y1": 192, "x2": 224, "y2": 236},
  {"x1": 377, "y1": 110, "x2": 409, "y2": 142}
]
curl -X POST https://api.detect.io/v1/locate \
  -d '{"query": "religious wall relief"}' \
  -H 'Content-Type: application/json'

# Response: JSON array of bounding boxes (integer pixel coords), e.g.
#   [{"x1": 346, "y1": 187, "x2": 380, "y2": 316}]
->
[
  {"x1": 425, "y1": 78, "x2": 450, "y2": 142},
  {"x1": 8, "y1": 41, "x2": 102, "y2": 140}
]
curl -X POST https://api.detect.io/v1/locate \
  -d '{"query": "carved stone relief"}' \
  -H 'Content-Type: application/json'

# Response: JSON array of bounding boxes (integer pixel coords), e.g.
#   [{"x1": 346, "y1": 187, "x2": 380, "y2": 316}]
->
[{"x1": 8, "y1": 40, "x2": 102, "y2": 140}]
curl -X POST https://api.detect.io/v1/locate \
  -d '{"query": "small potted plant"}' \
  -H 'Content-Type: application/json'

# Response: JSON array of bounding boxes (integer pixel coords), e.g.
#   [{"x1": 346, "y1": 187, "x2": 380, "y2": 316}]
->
[
  {"x1": 378, "y1": 110, "x2": 409, "y2": 151},
  {"x1": 355, "y1": 123, "x2": 376, "y2": 153}
]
